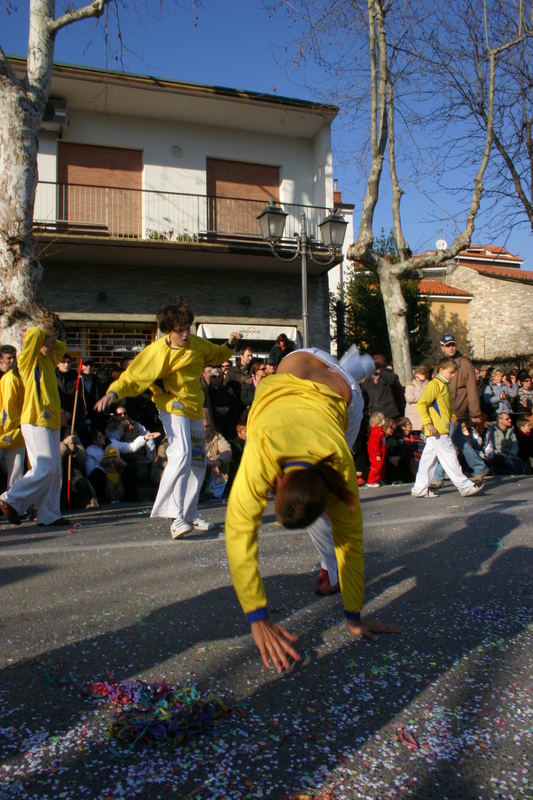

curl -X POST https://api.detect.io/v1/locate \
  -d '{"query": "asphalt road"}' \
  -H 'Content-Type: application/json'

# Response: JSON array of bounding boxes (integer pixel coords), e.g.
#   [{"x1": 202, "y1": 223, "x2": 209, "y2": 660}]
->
[{"x1": 0, "y1": 474, "x2": 531, "y2": 800}]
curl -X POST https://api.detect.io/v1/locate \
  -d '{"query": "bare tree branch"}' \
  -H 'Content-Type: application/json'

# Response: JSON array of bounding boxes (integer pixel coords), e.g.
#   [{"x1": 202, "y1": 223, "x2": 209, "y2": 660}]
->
[{"x1": 49, "y1": 0, "x2": 108, "y2": 35}]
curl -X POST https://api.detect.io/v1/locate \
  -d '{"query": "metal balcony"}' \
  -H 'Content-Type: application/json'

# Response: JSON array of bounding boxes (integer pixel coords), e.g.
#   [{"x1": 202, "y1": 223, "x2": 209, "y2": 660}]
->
[{"x1": 33, "y1": 181, "x2": 330, "y2": 246}]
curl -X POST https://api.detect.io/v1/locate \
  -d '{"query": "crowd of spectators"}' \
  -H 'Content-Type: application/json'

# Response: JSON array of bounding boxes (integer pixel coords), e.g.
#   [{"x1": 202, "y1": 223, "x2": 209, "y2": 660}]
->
[
  {"x1": 0, "y1": 338, "x2": 287, "y2": 513},
  {"x1": 353, "y1": 335, "x2": 533, "y2": 488},
  {"x1": 2, "y1": 329, "x2": 532, "y2": 515}
]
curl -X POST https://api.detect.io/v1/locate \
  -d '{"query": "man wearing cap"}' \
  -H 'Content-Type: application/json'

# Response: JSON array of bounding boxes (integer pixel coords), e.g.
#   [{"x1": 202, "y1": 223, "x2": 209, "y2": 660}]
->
[
  {"x1": 80, "y1": 358, "x2": 106, "y2": 420},
  {"x1": 432, "y1": 333, "x2": 489, "y2": 486},
  {"x1": 56, "y1": 353, "x2": 78, "y2": 416}
]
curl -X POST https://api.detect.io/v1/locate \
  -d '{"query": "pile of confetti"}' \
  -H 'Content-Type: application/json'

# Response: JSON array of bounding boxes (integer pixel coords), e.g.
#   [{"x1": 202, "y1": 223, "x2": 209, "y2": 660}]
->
[{"x1": 84, "y1": 675, "x2": 229, "y2": 750}]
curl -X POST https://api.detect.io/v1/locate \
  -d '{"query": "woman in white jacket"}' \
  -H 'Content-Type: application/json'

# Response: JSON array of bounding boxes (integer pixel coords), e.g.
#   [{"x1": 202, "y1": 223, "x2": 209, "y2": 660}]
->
[{"x1": 404, "y1": 365, "x2": 429, "y2": 433}]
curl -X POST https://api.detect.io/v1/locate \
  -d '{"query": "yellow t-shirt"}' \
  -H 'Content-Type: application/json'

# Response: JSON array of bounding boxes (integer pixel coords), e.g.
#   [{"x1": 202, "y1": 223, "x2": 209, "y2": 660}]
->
[
  {"x1": 17, "y1": 327, "x2": 66, "y2": 429},
  {"x1": 108, "y1": 334, "x2": 234, "y2": 420},
  {"x1": 0, "y1": 369, "x2": 24, "y2": 448},
  {"x1": 225, "y1": 373, "x2": 364, "y2": 621}
]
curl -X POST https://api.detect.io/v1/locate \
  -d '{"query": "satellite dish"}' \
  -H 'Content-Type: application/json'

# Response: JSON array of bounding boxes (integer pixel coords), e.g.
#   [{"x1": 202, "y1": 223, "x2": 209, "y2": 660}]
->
[{"x1": 436, "y1": 239, "x2": 448, "y2": 251}]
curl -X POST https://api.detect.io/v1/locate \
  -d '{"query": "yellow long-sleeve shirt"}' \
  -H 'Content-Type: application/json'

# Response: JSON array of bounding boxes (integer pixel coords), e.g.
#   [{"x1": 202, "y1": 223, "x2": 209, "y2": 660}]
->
[
  {"x1": 17, "y1": 327, "x2": 66, "y2": 429},
  {"x1": 0, "y1": 369, "x2": 24, "y2": 449},
  {"x1": 416, "y1": 374, "x2": 455, "y2": 436},
  {"x1": 108, "y1": 334, "x2": 234, "y2": 420},
  {"x1": 225, "y1": 373, "x2": 364, "y2": 623}
]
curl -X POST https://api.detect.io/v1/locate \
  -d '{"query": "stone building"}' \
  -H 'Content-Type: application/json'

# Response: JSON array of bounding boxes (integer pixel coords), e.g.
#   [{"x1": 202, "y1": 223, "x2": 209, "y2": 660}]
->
[{"x1": 421, "y1": 246, "x2": 533, "y2": 363}]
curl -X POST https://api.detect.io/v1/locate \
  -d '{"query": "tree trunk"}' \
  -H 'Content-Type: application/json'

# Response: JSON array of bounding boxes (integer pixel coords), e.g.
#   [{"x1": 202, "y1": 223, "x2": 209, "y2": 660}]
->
[
  {"x1": 1, "y1": 0, "x2": 108, "y2": 346},
  {"x1": 0, "y1": 80, "x2": 49, "y2": 345},
  {"x1": 378, "y1": 265, "x2": 412, "y2": 385}
]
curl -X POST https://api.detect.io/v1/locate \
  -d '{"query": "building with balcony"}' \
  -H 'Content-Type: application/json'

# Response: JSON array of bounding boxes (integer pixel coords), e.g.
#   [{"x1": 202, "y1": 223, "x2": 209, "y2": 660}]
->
[{"x1": 12, "y1": 57, "x2": 351, "y2": 362}]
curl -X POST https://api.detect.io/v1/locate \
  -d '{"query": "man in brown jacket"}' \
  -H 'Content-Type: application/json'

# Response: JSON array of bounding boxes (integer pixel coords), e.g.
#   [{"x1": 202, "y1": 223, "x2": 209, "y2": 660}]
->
[{"x1": 431, "y1": 332, "x2": 489, "y2": 486}]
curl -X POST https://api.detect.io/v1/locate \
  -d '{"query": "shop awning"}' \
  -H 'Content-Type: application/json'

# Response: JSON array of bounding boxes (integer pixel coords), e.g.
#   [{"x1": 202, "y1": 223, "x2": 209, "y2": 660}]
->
[{"x1": 196, "y1": 323, "x2": 299, "y2": 343}]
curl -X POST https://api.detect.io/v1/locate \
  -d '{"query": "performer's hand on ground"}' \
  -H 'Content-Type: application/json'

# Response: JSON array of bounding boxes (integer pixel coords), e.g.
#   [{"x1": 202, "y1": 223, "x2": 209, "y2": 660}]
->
[
  {"x1": 228, "y1": 332, "x2": 242, "y2": 346},
  {"x1": 94, "y1": 392, "x2": 117, "y2": 412},
  {"x1": 346, "y1": 618, "x2": 402, "y2": 642},
  {"x1": 251, "y1": 619, "x2": 300, "y2": 673}
]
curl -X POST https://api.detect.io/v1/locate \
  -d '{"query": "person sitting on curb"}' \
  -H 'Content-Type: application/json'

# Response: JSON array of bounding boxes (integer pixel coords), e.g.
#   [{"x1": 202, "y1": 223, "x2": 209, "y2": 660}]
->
[{"x1": 489, "y1": 412, "x2": 525, "y2": 475}]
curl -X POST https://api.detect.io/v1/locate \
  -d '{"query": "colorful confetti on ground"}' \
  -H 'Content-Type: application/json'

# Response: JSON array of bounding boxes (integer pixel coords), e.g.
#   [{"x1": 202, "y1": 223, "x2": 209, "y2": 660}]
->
[
  {"x1": 1, "y1": 483, "x2": 532, "y2": 798},
  {"x1": 0, "y1": 595, "x2": 530, "y2": 799}
]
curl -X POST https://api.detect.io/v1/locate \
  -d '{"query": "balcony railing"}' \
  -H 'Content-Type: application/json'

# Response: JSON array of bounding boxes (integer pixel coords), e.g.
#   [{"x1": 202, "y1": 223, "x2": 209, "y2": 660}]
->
[{"x1": 33, "y1": 181, "x2": 330, "y2": 245}]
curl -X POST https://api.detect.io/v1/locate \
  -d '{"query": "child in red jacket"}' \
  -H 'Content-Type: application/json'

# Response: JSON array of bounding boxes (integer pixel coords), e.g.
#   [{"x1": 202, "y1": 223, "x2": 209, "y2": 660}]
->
[{"x1": 367, "y1": 411, "x2": 386, "y2": 487}]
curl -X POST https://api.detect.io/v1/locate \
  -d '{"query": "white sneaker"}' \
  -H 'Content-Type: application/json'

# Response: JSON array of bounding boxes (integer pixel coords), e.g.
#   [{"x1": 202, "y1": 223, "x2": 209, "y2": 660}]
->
[
  {"x1": 411, "y1": 489, "x2": 438, "y2": 498},
  {"x1": 170, "y1": 519, "x2": 193, "y2": 539},
  {"x1": 192, "y1": 516, "x2": 214, "y2": 531},
  {"x1": 460, "y1": 484, "x2": 483, "y2": 497}
]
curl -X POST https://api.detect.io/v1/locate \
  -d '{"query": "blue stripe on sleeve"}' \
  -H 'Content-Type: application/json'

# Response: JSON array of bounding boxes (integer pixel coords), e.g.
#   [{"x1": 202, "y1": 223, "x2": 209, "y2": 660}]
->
[
  {"x1": 431, "y1": 399, "x2": 441, "y2": 416},
  {"x1": 34, "y1": 366, "x2": 41, "y2": 404},
  {"x1": 344, "y1": 610, "x2": 361, "y2": 621},
  {"x1": 246, "y1": 608, "x2": 269, "y2": 623}
]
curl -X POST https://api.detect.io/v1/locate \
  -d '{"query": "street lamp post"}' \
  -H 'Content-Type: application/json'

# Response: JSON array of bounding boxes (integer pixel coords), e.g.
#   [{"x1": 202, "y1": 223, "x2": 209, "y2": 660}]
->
[{"x1": 257, "y1": 202, "x2": 348, "y2": 348}]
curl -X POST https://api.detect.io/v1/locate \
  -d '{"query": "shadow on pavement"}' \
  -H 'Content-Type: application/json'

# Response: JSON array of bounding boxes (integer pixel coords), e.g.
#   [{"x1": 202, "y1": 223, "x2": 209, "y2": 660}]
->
[{"x1": 0, "y1": 501, "x2": 530, "y2": 798}]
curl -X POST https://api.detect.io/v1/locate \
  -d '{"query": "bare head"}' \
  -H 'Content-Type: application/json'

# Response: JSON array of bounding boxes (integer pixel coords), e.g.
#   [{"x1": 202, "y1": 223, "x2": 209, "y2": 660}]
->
[
  {"x1": 275, "y1": 455, "x2": 356, "y2": 529},
  {"x1": 413, "y1": 365, "x2": 429, "y2": 381},
  {"x1": 0, "y1": 344, "x2": 16, "y2": 373},
  {"x1": 40, "y1": 326, "x2": 58, "y2": 358},
  {"x1": 157, "y1": 297, "x2": 194, "y2": 347},
  {"x1": 57, "y1": 353, "x2": 72, "y2": 373},
  {"x1": 240, "y1": 346, "x2": 254, "y2": 367}
]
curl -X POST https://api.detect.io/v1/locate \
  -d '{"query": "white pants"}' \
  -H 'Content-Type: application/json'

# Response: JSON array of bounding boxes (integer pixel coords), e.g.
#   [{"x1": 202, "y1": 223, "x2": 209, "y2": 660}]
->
[
  {"x1": 150, "y1": 412, "x2": 206, "y2": 521},
  {"x1": 288, "y1": 347, "x2": 369, "y2": 585},
  {"x1": 1, "y1": 425, "x2": 62, "y2": 524},
  {"x1": 412, "y1": 434, "x2": 475, "y2": 495},
  {"x1": 0, "y1": 445, "x2": 25, "y2": 490}
]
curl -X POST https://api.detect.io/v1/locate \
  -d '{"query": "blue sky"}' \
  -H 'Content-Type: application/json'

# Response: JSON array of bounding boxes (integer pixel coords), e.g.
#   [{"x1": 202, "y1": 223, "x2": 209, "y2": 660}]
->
[{"x1": 2, "y1": 0, "x2": 531, "y2": 266}]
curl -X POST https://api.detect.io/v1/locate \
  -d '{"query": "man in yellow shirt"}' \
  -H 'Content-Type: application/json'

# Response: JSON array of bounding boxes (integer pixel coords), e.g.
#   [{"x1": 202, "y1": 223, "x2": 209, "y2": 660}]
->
[
  {"x1": 0, "y1": 345, "x2": 25, "y2": 492},
  {"x1": 96, "y1": 297, "x2": 240, "y2": 538},
  {"x1": 0, "y1": 327, "x2": 67, "y2": 526}
]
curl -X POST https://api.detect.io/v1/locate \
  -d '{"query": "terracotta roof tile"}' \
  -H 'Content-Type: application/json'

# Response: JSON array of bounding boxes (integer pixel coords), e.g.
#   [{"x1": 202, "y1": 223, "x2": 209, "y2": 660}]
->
[
  {"x1": 458, "y1": 263, "x2": 533, "y2": 283},
  {"x1": 458, "y1": 245, "x2": 522, "y2": 265},
  {"x1": 418, "y1": 279, "x2": 472, "y2": 297}
]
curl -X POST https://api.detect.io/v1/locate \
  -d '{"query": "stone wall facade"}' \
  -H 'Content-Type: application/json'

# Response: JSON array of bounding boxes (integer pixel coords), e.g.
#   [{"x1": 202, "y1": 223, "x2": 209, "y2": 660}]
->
[
  {"x1": 42, "y1": 262, "x2": 332, "y2": 350},
  {"x1": 447, "y1": 264, "x2": 533, "y2": 361}
]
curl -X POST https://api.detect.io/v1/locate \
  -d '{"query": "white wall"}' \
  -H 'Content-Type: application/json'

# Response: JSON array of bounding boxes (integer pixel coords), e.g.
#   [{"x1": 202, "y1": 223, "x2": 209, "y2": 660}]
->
[
  {"x1": 35, "y1": 131, "x2": 60, "y2": 222},
  {"x1": 60, "y1": 110, "x2": 321, "y2": 197}
]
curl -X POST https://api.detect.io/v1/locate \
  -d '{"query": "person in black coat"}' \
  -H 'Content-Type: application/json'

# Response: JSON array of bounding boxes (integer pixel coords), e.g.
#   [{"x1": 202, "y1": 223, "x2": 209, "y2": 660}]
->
[
  {"x1": 361, "y1": 354, "x2": 405, "y2": 421},
  {"x1": 269, "y1": 333, "x2": 295, "y2": 367},
  {"x1": 56, "y1": 353, "x2": 78, "y2": 415}
]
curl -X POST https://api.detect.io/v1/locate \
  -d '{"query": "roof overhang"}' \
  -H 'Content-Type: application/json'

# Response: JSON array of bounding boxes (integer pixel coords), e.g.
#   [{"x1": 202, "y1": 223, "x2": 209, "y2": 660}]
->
[
  {"x1": 35, "y1": 234, "x2": 341, "y2": 276},
  {"x1": 10, "y1": 57, "x2": 337, "y2": 138}
]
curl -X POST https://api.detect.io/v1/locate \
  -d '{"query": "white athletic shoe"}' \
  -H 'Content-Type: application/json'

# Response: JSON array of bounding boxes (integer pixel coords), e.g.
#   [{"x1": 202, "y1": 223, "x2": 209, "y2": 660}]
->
[
  {"x1": 460, "y1": 484, "x2": 483, "y2": 497},
  {"x1": 170, "y1": 519, "x2": 193, "y2": 539},
  {"x1": 411, "y1": 489, "x2": 438, "y2": 498},
  {"x1": 192, "y1": 516, "x2": 214, "y2": 531}
]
